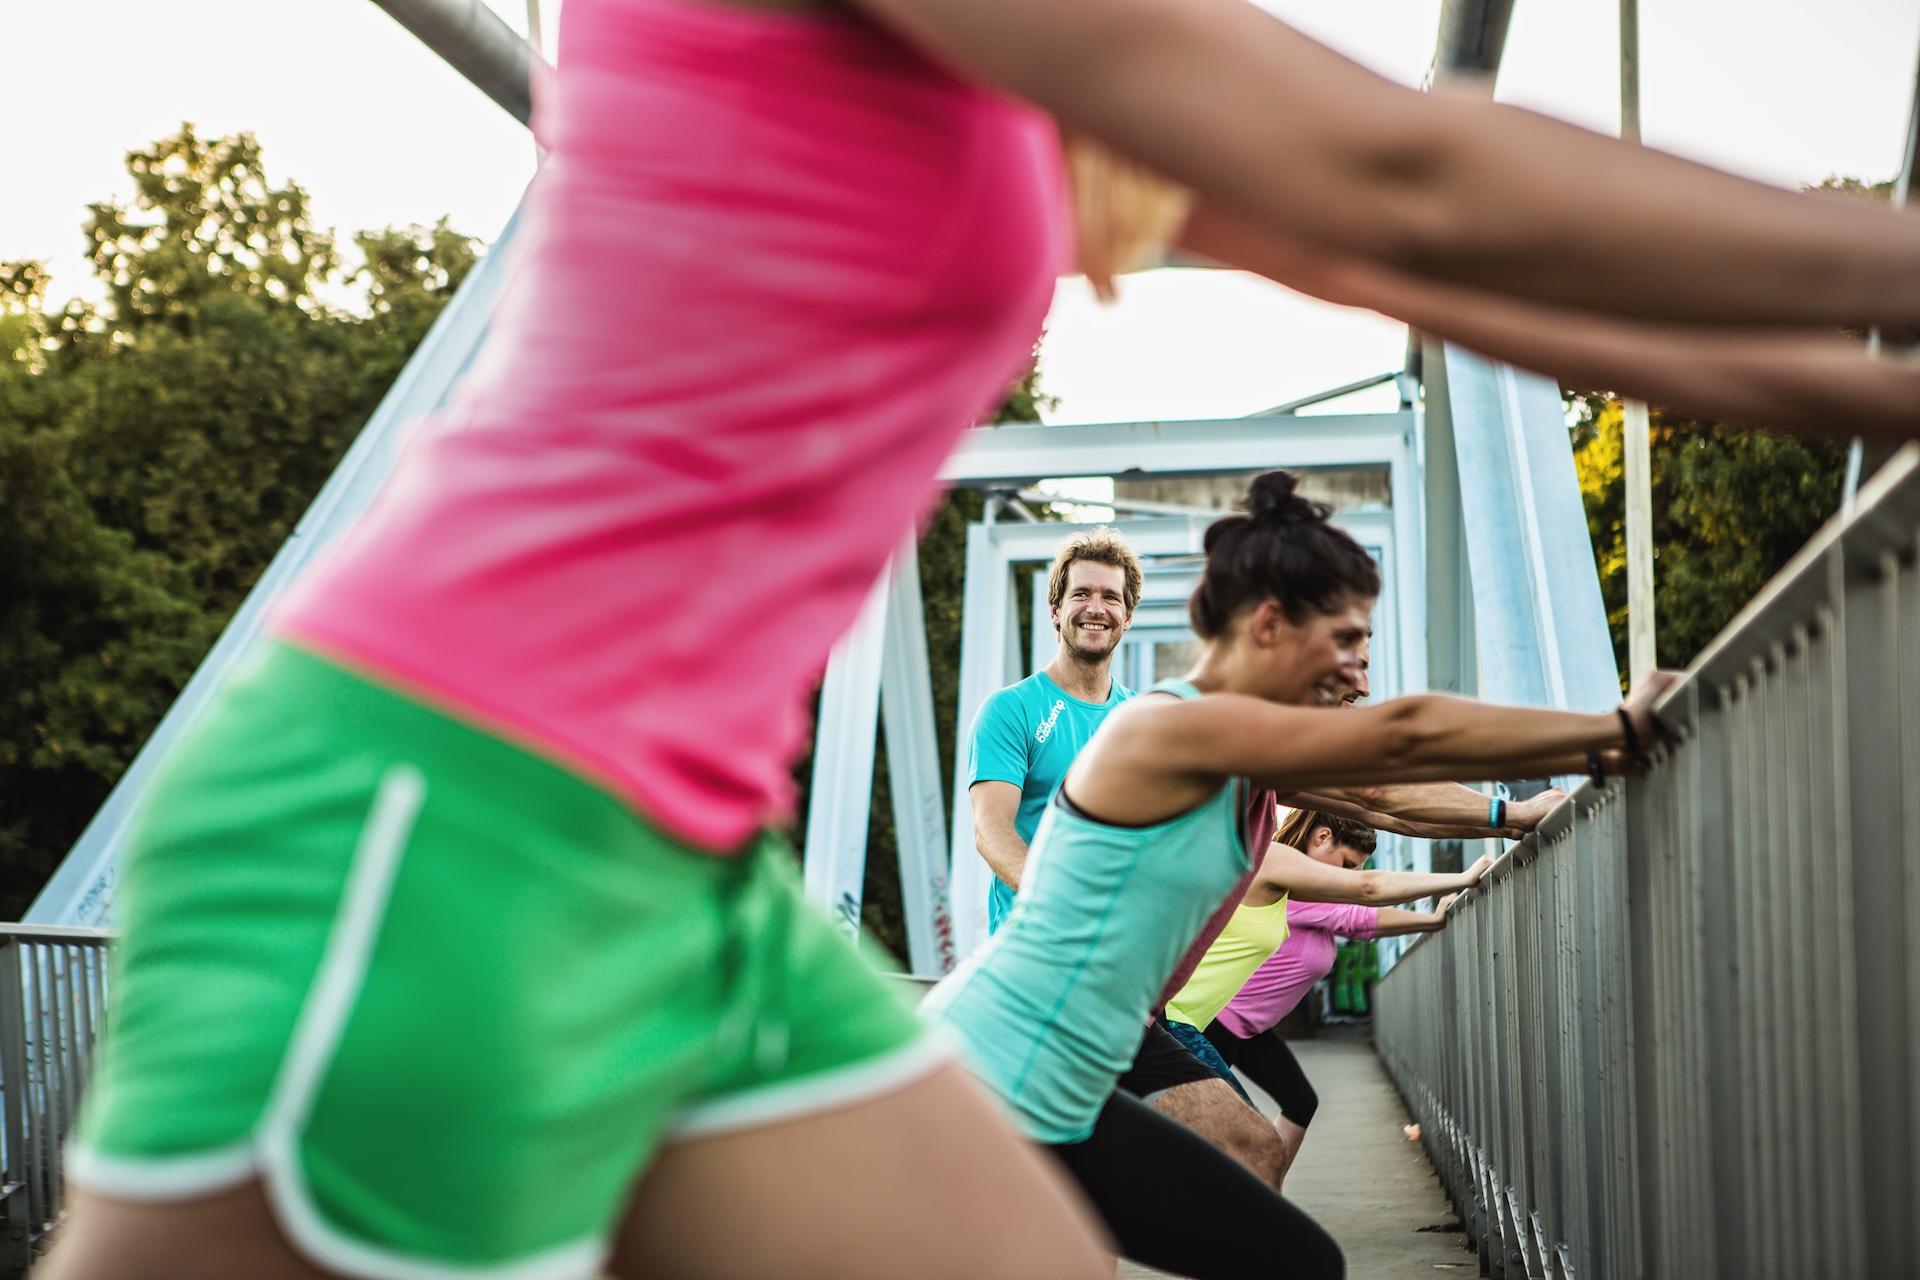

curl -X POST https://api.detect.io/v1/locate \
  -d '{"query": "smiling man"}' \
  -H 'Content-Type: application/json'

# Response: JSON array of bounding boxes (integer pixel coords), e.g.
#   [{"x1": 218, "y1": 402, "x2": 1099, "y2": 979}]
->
[{"x1": 967, "y1": 527, "x2": 1142, "y2": 933}]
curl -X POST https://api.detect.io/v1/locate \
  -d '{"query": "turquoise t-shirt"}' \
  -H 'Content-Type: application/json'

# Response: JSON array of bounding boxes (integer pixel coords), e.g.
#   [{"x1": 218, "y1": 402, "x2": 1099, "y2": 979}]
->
[
  {"x1": 924, "y1": 680, "x2": 1253, "y2": 1143},
  {"x1": 966, "y1": 669, "x2": 1134, "y2": 931}
]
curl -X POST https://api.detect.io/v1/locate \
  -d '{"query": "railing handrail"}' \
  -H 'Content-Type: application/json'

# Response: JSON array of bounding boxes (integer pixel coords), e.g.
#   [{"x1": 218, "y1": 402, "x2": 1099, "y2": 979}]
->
[
  {"x1": 1, "y1": 923, "x2": 114, "y2": 1276},
  {"x1": 1377, "y1": 440, "x2": 1920, "y2": 1279},
  {"x1": 0, "y1": 926, "x2": 111, "y2": 946},
  {"x1": 1394, "y1": 441, "x2": 1920, "y2": 967}
]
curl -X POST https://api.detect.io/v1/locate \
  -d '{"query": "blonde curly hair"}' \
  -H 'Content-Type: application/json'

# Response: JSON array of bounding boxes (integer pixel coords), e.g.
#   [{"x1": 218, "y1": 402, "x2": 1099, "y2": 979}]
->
[{"x1": 1046, "y1": 525, "x2": 1145, "y2": 619}]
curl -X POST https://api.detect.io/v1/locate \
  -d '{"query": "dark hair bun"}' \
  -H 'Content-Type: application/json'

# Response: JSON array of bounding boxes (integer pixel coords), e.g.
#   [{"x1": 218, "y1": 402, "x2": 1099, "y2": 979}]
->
[
  {"x1": 1243, "y1": 470, "x2": 1329, "y2": 526},
  {"x1": 1188, "y1": 468, "x2": 1379, "y2": 638}
]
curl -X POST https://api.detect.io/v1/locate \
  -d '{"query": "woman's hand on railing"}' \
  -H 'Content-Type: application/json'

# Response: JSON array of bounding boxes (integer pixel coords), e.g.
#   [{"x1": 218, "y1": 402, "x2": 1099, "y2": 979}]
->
[
  {"x1": 1502, "y1": 786, "x2": 1567, "y2": 837},
  {"x1": 1460, "y1": 853, "x2": 1496, "y2": 893},
  {"x1": 1622, "y1": 669, "x2": 1685, "y2": 752},
  {"x1": 1569, "y1": 669, "x2": 1689, "y2": 783}
]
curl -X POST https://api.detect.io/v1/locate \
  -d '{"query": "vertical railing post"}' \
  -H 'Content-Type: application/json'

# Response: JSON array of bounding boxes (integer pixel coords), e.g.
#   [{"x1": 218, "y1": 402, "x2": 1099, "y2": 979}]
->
[
  {"x1": 1374, "y1": 446, "x2": 1920, "y2": 1278},
  {"x1": 1843, "y1": 538, "x2": 1917, "y2": 1277},
  {"x1": 0, "y1": 928, "x2": 113, "y2": 1274},
  {"x1": 0, "y1": 939, "x2": 30, "y2": 1278}
]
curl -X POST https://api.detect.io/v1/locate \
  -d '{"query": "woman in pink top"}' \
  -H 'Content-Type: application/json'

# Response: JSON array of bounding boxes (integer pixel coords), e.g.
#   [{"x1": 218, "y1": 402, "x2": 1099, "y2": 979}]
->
[
  {"x1": 52, "y1": 4, "x2": 1109, "y2": 1280},
  {"x1": 48, "y1": 0, "x2": 1920, "y2": 1273},
  {"x1": 1206, "y1": 812, "x2": 1459, "y2": 1187}
]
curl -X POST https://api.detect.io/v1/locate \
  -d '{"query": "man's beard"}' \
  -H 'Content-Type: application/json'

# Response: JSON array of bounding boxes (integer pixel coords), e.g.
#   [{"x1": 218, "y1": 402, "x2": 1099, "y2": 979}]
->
[{"x1": 1062, "y1": 624, "x2": 1119, "y2": 664}]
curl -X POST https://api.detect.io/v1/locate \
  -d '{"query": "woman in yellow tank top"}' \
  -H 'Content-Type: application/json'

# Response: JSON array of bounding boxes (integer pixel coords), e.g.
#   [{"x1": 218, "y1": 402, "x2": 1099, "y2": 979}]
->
[
  {"x1": 1167, "y1": 810, "x2": 1469, "y2": 1186},
  {"x1": 1164, "y1": 810, "x2": 1470, "y2": 1034}
]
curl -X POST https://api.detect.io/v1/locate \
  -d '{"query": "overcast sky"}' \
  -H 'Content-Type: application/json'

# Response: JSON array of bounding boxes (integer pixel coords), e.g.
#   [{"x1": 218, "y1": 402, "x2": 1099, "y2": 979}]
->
[{"x1": 8, "y1": 0, "x2": 1918, "y2": 422}]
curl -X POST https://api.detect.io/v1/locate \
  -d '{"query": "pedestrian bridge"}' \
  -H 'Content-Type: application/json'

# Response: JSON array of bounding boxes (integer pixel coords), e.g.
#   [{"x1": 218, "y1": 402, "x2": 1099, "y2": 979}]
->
[
  {"x1": 8, "y1": 0, "x2": 1920, "y2": 1273},
  {"x1": 6, "y1": 448, "x2": 1917, "y2": 1277},
  {"x1": 1380, "y1": 447, "x2": 1920, "y2": 1279}
]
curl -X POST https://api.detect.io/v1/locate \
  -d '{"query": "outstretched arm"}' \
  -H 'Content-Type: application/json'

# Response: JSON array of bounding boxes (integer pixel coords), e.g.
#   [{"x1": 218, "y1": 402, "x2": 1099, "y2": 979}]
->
[
  {"x1": 1263, "y1": 843, "x2": 1492, "y2": 906},
  {"x1": 1072, "y1": 676, "x2": 1670, "y2": 827},
  {"x1": 1180, "y1": 205, "x2": 1920, "y2": 441},
  {"x1": 856, "y1": 0, "x2": 1920, "y2": 328},
  {"x1": 1291, "y1": 798, "x2": 1501, "y2": 842},
  {"x1": 1370, "y1": 896, "x2": 1460, "y2": 938},
  {"x1": 1173, "y1": 676, "x2": 1674, "y2": 795},
  {"x1": 1291, "y1": 784, "x2": 1566, "y2": 842}
]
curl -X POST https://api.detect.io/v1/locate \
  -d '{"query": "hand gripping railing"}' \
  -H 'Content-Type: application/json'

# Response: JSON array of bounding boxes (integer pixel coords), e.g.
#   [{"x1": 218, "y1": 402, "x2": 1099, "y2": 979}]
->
[
  {"x1": 0, "y1": 925, "x2": 111, "y2": 1276},
  {"x1": 1376, "y1": 443, "x2": 1920, "y2": 1280}
]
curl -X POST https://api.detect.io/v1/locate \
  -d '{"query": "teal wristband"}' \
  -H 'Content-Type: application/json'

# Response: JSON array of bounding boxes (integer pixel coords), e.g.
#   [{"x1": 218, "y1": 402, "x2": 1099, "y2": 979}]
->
[{"x1": 1489, "y1": 797, "x2": 1506, "y2": 828}]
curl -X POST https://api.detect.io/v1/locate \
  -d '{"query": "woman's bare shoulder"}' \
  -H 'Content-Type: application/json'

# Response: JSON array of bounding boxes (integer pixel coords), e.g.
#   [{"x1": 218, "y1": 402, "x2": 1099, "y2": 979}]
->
[{"x1": 1093, "y1": 689, "x2": 1277, "y2": 771}]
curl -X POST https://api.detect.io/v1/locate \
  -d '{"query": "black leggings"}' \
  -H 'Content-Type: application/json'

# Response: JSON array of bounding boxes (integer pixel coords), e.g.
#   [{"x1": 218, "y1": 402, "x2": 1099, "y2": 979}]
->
[
  {"x1": 1204, "y1": 1022, "x2": 1319, "y2": 1127},
  {"x1": 1043, "y1": 1091, "x2": 1344, "y2": 1280}
]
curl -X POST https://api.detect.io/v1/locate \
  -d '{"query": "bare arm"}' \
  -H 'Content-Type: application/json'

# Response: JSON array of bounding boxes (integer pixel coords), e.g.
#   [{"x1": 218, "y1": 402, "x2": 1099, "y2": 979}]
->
[
  {"x1": 1293, "y1": 781, "x2": 1495, "y2": 827},
  {"x1": 1261, "y1": 843, "x2": 1491, "y2": 906},
  {"x1": 1211, "y1": 684, "x2": 1665, "y2": 794},
  {"x1": 1180, "y1": 205, "x2": 1920, "y2": 441},
  {"x1": 1288, "y1": 793, "x2": 1505, "y2": 841},
  {"x1": 1371, "y1": 897, "x2": 1458, "y2": 937},
  {"x1": 970, "y1": 782, "x2": 1029, "y2": 891},
  {"x1": 855, "y1": 0, "x2": 1920, "y2": 328},
  {"x1": 1069, "y1": 675, "x2": 1673, "y2": 828},
  {"x1": 1291, "y1": 783, "x2": 1566, "y2": 842}
]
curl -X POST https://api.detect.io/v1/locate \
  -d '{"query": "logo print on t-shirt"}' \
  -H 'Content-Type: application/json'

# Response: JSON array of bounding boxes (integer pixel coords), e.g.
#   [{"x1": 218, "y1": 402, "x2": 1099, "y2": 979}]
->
[{"x1": 1034, "y1": 699, "x2": 1066, "y2": 745}]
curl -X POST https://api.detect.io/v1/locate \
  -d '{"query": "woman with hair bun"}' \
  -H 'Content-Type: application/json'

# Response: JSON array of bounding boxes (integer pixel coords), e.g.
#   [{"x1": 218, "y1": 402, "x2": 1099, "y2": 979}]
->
[
  {"x1": 61, "y1": 0, "x2": 1874, "y2": 1268},
  {"x1": 923, "y1": 469, "x2": 1674, "y2": 1278}
]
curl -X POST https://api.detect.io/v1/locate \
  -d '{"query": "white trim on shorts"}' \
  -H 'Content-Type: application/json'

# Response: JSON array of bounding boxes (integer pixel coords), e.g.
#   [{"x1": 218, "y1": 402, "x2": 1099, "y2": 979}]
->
[
  {"x1": 667, "y1": 1031, "x2": 952, "y2": 1140},
  {"x1": 63, "y1": 1139, "x2": 258, "y2": 1201},
  {"x1": 255, "y1": 765, "x2": 604, "y2": 1280},
  {"x1": 68, "y1": 766, "x2": 607, "y2": 1280}
]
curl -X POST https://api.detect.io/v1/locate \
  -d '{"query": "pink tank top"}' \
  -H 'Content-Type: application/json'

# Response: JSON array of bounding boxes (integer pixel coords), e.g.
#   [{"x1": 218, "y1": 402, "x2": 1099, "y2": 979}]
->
[
  {"x1": 276, "y1": 0, "x2": 1069, "y2": 851},
  {"x1": 1215, "y1": 901, "x2": 1381, "y2": 1038}
]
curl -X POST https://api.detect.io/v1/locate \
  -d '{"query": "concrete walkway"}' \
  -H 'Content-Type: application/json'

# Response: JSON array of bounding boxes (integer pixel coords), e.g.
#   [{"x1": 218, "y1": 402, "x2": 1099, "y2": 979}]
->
[{"x1": 1120, "y1": 1028, "x2": 1475, "y2": 1278}]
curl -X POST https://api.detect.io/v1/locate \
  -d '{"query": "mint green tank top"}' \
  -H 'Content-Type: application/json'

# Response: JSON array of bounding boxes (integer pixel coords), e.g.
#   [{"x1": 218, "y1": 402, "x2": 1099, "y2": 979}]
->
[{"x1": 919, "y1": 681, "x2": 1252, "y2": 1142}]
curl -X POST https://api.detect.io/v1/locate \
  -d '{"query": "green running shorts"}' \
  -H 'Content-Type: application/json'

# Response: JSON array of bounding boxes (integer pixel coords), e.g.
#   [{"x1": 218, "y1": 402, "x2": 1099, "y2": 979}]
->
[{"x1": 67, "y1": 640, "x2": 936, "y2": 1279}]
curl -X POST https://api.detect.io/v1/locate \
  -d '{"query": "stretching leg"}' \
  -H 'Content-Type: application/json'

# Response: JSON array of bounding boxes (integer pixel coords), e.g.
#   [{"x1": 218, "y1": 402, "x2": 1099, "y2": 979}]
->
[
  {"x1": 1046, "y1": 1090, "x2": 1343, "y2": 1280},
  {"x1": 1150, "y1": 1076, "x2": 1285, "y2": 1187},
  {"x1": 613, "y1": 1062, "x2": 1111, "y2": 1279},
  {"x1": 37, "y1": 1183, "x2": 331, "y2": 1280},
  {"x1": 1122, "y1": 1016, "x2": 1285, "y2": 1186},
  {"x1": 1231, "y1": 1030, "x2": 1319, "y2": 1188}
]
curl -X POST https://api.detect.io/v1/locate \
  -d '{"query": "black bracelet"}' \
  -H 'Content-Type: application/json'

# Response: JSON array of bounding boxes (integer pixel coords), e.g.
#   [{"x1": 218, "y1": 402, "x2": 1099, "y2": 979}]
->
[
  {"x1": 1616, "y1": 705, "x2": 1643, "y2": 757},
  {"x1": 1587, "y1": 749, "x2": 1607, "y2": 789}
]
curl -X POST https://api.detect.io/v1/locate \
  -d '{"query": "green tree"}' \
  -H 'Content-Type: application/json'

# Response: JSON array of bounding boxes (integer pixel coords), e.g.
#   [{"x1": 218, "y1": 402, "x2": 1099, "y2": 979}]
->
[
  {"x1": 58, "y1": 132, "x2": 475, "y2": 617},
  {"x1": 0, "y1": 267, "x2": 210, "y2": 910},
  {"x1": 1569, "y1": 173, "x2": 1888, "y2": 684},
  {"x1": 82, "y1": 128, "x2": 338, "y2": 327},
  {"x1": 0, "y1": 126, "x2": 477, "y2": 918},
  {"x1": 355, "y1": 219, "x2": 477, "y2": 332},
  {"x1": 1572, "y1": 396, "x2": 1846, "y2": 678}
]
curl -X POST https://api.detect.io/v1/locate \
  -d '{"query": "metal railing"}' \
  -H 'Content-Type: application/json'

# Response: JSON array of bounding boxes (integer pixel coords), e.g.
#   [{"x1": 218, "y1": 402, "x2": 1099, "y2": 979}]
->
[
  {"x1": 1376, "y1": 443, "x2": 1920, "y2": 1280},
  {"x1": 0, "y1": 926, "x2": 111, "y2": 1276}
]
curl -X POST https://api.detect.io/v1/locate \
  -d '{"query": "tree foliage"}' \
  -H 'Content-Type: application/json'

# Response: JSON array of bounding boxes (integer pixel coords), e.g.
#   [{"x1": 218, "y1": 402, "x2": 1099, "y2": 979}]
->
[
  {"x1": 2, "y1": 122, "x2": 1036, "y2": 946},
  {"x1": 0, "y1": 126, "x2": 476, "y2": 918},
  {"x1": 1570, "y1": 396, "x2": 1847, "y2": 681},
  {"x1": 1567, "y1": 177, "x2": 1886, "y2": 682}
]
